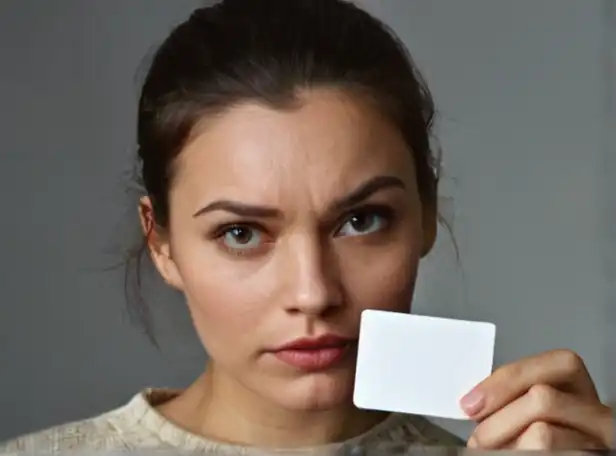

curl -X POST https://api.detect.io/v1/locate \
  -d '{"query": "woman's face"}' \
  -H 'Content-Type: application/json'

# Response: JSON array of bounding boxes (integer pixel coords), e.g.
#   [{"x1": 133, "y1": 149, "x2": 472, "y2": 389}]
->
[{"x1": 148, "y1": 89, "x2": 435, "y2": 412}]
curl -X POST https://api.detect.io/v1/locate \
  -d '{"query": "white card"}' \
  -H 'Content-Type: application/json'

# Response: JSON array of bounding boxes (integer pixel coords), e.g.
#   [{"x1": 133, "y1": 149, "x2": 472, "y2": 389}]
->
[{"x1": 353, "y1": 309, "x2": 496, "y2": 420}]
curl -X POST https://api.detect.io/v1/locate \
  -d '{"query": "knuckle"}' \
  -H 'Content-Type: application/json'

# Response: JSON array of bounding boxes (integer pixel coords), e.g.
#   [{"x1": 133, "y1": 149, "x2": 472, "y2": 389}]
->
[
  {"x1": 495, "y1": 361, "x2": 523, "y2": 381},
  {"x1": 524, "y1": 421, "x2": 554, "y2": 448},
  {"x1": 554, "y1": 349, "x2": 585, "y2": 375},
  {"x1": 528, "y1": 384, "x2": 556, "y2": 412}
]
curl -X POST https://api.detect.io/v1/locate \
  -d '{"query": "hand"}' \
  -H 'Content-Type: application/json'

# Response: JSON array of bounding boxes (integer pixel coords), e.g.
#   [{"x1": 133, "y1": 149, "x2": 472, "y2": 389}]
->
[{"x1": 459, "y1": 349, "x2": 613, "y2": 450}]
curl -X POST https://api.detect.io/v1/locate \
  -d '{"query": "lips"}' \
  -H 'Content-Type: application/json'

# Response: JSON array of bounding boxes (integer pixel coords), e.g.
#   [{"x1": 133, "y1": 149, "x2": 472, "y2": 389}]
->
[{"x1": 272, "y1": 335, "x2": 356, "y2": 371}]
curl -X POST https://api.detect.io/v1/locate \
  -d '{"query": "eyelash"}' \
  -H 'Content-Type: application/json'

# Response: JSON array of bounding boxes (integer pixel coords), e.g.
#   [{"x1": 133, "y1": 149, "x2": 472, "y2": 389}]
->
[
  {"x1": 334, "y1": 205, "x2": 394, "y2": 236},
  {"x1": 210, "y1": 221, "x2": 269, "y2": 257},
  {"x1": 212, "y1": 204, "x2": 395, "y2": 255}
]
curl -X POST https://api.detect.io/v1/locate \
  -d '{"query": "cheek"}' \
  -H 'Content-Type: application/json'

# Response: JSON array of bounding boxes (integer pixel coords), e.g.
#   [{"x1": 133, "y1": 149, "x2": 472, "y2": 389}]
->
[
  {"x1": 340, "y1": 233, "x2": 421, "y2": 313},
  {"x1": 185, "y1": 274, "x2": 269, "y2": 363},
  {"x1": 169, "y1": 243, "x2": 271, "y2": 360}
]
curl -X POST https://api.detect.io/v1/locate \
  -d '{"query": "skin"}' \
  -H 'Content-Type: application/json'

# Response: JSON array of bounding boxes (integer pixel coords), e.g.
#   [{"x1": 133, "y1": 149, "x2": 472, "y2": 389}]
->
[
  {"x1": 462, "y1": 350, "x2": 613, "y2": 449},
  {"x1": 141, "y1": 88, "x2": 613, "y2": 449}
]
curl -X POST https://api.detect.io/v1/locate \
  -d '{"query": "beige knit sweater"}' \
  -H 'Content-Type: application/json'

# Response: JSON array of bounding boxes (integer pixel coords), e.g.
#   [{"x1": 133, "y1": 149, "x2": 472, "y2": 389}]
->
[{"x1": 0, "y1": 389, "x2": 465, "y2": 454}]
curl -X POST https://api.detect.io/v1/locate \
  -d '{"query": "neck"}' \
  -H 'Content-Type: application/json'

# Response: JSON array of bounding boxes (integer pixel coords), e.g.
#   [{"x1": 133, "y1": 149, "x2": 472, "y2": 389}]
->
[{"x1": 157, "y1": 363, "x2": 389, "y2": 448}]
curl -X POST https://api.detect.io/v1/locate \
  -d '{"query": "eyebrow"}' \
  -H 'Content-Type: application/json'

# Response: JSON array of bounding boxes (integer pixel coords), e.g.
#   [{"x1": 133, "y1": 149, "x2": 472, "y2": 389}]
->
[
  {"x1": 192, "y1": 175, "x2": 406, "y2": 218},
  {"x1": 331, "y1": 175, "x2": 405, "y2": 213}
]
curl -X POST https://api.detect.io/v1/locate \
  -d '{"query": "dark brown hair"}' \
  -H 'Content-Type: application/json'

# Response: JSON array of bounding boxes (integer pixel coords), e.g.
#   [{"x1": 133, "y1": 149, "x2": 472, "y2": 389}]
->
[{"x1": 127, "y1": 0, "x2": 440, "y2": 341}]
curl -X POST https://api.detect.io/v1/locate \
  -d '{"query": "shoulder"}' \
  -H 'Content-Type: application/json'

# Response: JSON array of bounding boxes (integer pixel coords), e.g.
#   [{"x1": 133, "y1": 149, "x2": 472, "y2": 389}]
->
[
  {"x1": 0, "y1": 412, "x2": 125, "y2": 454},
  {"x1": 0, "y1": 391, "x2": 167, "y2": 454}
]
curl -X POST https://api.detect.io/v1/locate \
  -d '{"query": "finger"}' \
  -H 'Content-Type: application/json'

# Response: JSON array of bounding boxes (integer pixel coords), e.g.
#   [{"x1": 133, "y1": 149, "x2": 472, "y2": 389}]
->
[
  {"x1": 461, "y1": 349, "x2": 599, "y2": 419},
  {"x1": 467, "y1": 385, "x2": 612, "y2": 449},
  {"x1": 503, "y1": 422, "x2": 604, "y2": 451}
]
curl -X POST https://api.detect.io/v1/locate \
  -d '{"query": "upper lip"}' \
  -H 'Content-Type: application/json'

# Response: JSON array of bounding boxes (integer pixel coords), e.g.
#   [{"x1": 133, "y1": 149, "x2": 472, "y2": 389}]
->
[{"x1": 273, "y1": 334, "x2": 356, "y2": 352}]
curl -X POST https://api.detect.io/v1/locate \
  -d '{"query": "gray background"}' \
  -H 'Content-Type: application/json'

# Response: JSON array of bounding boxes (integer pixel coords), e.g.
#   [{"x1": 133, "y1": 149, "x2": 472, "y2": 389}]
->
[{"x1": 0, "y1": 0, "x2": 612, "y2": 441}]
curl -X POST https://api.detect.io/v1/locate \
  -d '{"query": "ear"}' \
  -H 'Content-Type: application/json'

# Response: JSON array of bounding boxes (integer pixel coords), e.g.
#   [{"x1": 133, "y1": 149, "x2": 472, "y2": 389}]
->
[
  {"x1": 420, "y1": 201, "x2": 437, "y2": 258},
  {"x1": 139, "y1": 196, "x2": 184, "y2": 291}
]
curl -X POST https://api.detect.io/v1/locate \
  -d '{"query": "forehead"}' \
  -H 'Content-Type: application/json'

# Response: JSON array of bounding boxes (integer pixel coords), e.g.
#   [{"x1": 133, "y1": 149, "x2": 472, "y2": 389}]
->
[{"x1": 171, "y1": 89, "x2": 416, "y2": 210}]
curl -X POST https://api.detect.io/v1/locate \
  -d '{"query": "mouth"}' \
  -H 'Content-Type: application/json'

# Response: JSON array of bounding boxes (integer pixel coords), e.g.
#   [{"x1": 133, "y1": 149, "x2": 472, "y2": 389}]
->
[{"x1": 272, "y1": 335, "x2": 357, "y2": 371}]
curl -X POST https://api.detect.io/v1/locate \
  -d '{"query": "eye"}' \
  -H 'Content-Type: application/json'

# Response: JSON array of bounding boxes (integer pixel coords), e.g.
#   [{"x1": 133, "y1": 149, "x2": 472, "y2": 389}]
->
[
  {"x1": 220, "y1": 225, "x2": 262, "y2": 251},
  {"x1": 336, "y1": 209, "x2": 390, "y2": 237}
]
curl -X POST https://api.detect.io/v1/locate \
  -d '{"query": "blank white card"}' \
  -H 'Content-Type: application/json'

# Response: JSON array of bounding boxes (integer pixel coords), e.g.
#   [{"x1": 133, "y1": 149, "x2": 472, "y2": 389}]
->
[{"x1": 353, "y1": 309, "x2": 496, "y2": 420}]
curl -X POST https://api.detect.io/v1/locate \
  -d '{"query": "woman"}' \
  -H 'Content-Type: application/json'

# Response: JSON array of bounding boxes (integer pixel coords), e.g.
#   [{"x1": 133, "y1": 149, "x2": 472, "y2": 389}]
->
[{"x1": 2, "y1": 0, "x2": 612, "y2": 453}]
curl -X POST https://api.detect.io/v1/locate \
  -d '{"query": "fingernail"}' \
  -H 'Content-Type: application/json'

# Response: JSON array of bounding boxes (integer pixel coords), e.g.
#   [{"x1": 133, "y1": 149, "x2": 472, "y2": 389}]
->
[
  {"x1": 460, "y1": 389, "x2": 485, "y2": 416},
  {"x1": 467, "y1": 436, "x2": 478, "y2": 448}
]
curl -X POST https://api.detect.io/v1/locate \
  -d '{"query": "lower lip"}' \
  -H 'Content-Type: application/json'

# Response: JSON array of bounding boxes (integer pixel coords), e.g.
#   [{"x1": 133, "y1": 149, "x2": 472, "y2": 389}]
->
[{"x1": 274, "y1": 345, "x2": 351, "y2": 370}]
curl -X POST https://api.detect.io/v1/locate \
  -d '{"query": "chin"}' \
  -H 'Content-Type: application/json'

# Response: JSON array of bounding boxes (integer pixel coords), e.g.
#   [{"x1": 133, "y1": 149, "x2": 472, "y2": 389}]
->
[{"x1": 265, "y1": 368, "x2": 356, "y2": 412}]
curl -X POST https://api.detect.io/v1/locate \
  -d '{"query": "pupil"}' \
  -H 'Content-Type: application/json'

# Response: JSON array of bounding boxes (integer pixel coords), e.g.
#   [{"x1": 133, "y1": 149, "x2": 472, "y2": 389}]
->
[
  {"x1": 231, "y1": 227, "x2": 252, "y2": 244},
  {"x1": 351, "y1": 214, "x2": 371, "y2": 231}
]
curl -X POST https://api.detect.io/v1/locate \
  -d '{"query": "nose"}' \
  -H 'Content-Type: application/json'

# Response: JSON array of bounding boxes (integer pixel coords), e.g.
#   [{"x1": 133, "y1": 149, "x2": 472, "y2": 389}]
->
[{"x1": 284, "y1": 235, "x2": 342, "y2": 317}]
